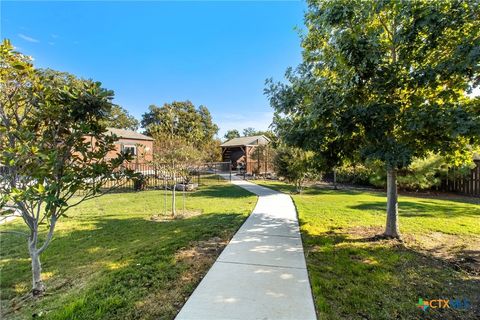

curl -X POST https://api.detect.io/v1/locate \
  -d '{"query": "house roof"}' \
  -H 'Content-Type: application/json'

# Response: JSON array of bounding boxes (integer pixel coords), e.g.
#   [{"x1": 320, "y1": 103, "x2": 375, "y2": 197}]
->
[
  {"x1": 107, "y1": 128, "x2": 154, "y2": 141},
  {"x1": 221, "y1": 135, "x2": 270, "y2": 147}
]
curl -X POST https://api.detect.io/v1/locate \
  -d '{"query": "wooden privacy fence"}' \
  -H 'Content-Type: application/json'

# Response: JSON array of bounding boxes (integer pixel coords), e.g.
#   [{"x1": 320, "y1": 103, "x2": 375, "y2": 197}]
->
[{"x1": 441, "y1": 160, "x2": 480, "y2": 197}]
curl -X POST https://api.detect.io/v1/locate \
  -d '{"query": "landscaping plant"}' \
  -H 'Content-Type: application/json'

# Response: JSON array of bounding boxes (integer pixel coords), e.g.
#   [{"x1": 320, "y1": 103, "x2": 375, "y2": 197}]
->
[{"x1": 0, "y1": 40, "x2": 134, "y2": 295}]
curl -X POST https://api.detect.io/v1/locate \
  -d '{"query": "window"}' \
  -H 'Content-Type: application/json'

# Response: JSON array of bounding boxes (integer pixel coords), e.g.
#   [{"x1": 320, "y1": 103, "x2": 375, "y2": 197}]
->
[{"x1": 122, "y1": 144, "x2": 137, "y2": 156}]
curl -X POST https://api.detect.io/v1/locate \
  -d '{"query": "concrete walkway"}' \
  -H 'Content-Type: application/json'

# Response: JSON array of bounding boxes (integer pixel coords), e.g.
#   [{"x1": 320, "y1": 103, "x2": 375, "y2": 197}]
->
[
  {"x1": 0, "y1": 208, "x2": 20, "y2": 225},
  {"x1": 176, "y1": 177, "x2": 316, "y2": 320}
]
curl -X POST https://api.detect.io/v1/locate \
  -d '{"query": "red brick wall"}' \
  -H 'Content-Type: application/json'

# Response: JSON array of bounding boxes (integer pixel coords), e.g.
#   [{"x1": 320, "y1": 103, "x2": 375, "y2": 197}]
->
[{"x1": 107, "y1": 138, "x2": 153, "y2": 162}]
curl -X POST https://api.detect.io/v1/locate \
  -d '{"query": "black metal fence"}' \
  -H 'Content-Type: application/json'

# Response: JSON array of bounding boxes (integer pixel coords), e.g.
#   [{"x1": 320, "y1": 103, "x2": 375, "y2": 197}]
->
[
  {"x1": 77, "y1": 161, "x2": 232, "y2": 195},
  {"x1": 245, "y1": 160, "x2": 275, "y2": 177}
]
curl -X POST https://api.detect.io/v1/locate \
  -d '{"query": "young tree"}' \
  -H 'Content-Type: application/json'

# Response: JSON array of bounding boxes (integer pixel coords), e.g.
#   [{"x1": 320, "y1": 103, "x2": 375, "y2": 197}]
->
[
  {"x1": 224, "y1": 129, "x2": 241, "y2": 141},
  {"x1": 273, "y1": 146, "x2": 317, "y2": 193},
  {"x1": 267, "y1": 0, "x2": 480, "y2": 238},
  {"x1": 0, "y1": 40, "x2": 133, "y2": 295}
]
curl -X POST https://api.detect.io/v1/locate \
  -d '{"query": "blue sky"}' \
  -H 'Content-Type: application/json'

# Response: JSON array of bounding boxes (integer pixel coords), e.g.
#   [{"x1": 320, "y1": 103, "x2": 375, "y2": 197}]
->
[{"x1": 1, "y1": 1, "x2": 306, "y2": 136}]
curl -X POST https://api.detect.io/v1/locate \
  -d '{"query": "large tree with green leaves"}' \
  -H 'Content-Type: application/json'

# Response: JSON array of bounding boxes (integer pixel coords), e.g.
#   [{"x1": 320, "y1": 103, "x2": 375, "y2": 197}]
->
[
  {"x1": 141, "y1": 101, "x2": 218, "y2": 148},
  {"x1": 0, "y1": 40, "x2": 133, "y2": 295},
  {"x1": 31, "y1": 69, "x2": 140, "y2": 131},
  {"x1": 267, "y1": 0, "x2": 480, "y2": 238},
  {"x1": 105, "y1": 105, "x2": 139, "y2": 131},
  {"x1": 224, "y1": 129, "x2": 241, "y2": 141}
]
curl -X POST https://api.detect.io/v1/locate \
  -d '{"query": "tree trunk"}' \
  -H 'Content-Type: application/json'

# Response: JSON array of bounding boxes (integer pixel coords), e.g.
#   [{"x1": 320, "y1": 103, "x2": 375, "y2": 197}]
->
[
  {"x1": 183, "y1": 183, "x2": 186, "y2": 215},
  {"x1": 333, "y1": 168, "x2": 338, "y2": 190},
  {"x1": 172, "y1": 165, "x2": 176, "y2": 218},
  {"x1": 384, "y1": 168, "x2": 401, "y2": 238},
  {"x1": 295, "y1": 179, "x2": 302, "y2": 194},
  {"x1": 27, "y1": 215, "x2": 56, "y2": 296},
  {"x1": 164, "y1": 177, "x2": 168, "y2": 215},
  {"x1": 29, "y1": 238, "x2": 45, "y2": 296}
]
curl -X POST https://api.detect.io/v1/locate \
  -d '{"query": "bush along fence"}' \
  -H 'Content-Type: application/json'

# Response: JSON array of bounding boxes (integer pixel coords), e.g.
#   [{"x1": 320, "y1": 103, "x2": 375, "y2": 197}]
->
[
  {"x1": 441, "y1": 160, "x2": 480, "y2": 197},
  {"x1": 76, "y1": 161, "x2": 232, "y2": 195}
]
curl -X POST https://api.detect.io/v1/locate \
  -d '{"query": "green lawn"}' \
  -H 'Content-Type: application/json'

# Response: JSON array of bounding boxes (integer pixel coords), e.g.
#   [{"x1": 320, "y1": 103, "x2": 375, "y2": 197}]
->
[
  {"x1": 0, "y1": 179, "x2": 257, "y2": 319},
  {"x1": 255, "y1": 180, "x2": 480, "y2": 320}
]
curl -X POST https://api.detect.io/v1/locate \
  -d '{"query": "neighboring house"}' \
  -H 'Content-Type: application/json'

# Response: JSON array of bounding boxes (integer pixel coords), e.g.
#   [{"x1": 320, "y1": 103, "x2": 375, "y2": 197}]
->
[
  {"x1": 221, "y1": 135, "x2": 270, "y2": 174},
  {"x1": 106, "y1": 128, "x2": 154, "y2": 162}
]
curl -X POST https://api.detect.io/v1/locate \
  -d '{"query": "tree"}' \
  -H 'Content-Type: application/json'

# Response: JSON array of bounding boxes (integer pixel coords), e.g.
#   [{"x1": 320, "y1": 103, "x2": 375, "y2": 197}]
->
[
  {"x1": 224, "y1": 129, "x2": 240, "y2": 141},
  {"x1": 241, "y1": 127, "x2": 277, "y2": 141},
  {"x1": 266, "y1": 0, "x2": 480, "y2": 238},
  {"x1": 0, "y1": 40, "x2": 133, "y2": 295},
  {"x1": 141, "y1": 101, "x2": 218, "y2": 148},
  {"x1": 203, "y1": 138, "x2": 222, "y2": 162},
  {"x1": 242, "y1": 127, "x2": 258, "y2": 137},
  {"x1": 273, "y1": 146, "x2": 317, "y2": 193},
  {"x1": 104, "y1": 105, "x2": 139, "y2": 131}
]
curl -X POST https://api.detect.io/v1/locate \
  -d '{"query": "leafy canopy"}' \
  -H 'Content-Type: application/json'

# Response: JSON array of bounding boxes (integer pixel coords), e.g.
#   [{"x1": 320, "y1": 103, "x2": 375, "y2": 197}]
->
[
  {"x1": 273, "y1": 146, "x2": 318, "y2": 192},
  {"x1": 267, "y1": 0, "x2": 480, "y2": 169},
  {"x1": 141, "y1": 101, "x2": 219, "y2": 149},
  {"x1": 0, "y1": 39, "x2": 133, "y2": 223},
  {"x1": 224, "y1": 129, "x2": 241, "y2": 141},
  {"x1": 142, "y1": 101, "x2": 220, "y2": 163},
  {"x1": 105, "y1": 105, "x2": 139, "y2": 131}
]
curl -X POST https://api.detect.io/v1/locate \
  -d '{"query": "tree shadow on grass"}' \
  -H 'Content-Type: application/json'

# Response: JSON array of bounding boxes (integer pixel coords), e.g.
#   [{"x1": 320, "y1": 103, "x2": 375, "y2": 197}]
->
[
  {"x1": 264, "y1": 183, "x2": 367, "y2": 197},
  {"x1": 349, "y1": 200, "x2": 480, "y2": 218},
  {"x1": 0, "y1": 212, "x2": 247, "y2": 319},
  {"x1": 189, "y1": 184, "x2": 253, "y2": 199},
  {"x1": 300, "y1": 226, "x2": 480, "y2": 320}
]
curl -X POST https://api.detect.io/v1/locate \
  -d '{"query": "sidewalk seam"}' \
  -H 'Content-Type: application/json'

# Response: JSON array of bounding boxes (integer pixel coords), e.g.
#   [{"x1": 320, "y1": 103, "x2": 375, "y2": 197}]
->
[{"x1": 216, "y1": 260, "x2": 307, "y2": 270}]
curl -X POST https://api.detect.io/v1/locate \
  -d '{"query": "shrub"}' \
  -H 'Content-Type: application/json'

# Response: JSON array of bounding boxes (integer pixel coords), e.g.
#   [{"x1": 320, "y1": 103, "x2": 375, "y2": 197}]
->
[
  {"x1": 133, "y1": 174, "x2": 148, "y2": 191},
  {"x1": 273, "y1": 146, "x2": 320, "y2": 192},
  {"x1": 336, "y1": 163, "x2": 376, "y2": 186},
  {"x1": 337, "y1": 154, "x2": 473, "y2": 191},
  {"x1": 366, "y1": 155, "x2": 448, "y2": 190}
]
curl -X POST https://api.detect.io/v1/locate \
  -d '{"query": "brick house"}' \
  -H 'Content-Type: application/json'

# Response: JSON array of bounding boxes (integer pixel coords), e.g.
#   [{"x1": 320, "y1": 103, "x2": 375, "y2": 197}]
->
[{"x1": 106, "y1": 128, "x2": 154, "y2": 162}]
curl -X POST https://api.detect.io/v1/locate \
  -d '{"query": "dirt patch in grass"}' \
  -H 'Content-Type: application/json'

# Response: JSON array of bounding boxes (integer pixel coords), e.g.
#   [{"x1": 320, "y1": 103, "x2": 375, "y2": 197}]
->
[
  {"x1": 149, "y1": 210, "x2": 203, "y2": 222},
  {"x1": 345, "y1": 225, "x2": 480, "y2": 276},
  {"x1": 133, "y1": 236, "x2": 228, "y2": 318},
  {"x1": 304, "y1": 228, "x2": 480, "y2": 319},
  {"x1": 412, "y1": 232, "x2": 480, "y2": 276}
]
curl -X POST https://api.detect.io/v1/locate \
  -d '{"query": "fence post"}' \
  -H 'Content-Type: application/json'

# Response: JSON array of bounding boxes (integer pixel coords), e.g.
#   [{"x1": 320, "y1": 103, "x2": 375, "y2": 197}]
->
[
  {"x1": 229, "y1": 160, "x2": 232, "y2": 182},
  {"x1": 333, "y1": 168, "x2": 338, "y2": 190}
]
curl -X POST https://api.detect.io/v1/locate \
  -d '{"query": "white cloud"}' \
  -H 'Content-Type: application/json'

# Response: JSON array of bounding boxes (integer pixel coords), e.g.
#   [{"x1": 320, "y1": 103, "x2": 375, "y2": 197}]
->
[
  {"x1": 18, "y1": 33, "x2": 39, "y2": 43},
  {"x1": 48, "y1": 42, "x2": 55, "y2": 46}
]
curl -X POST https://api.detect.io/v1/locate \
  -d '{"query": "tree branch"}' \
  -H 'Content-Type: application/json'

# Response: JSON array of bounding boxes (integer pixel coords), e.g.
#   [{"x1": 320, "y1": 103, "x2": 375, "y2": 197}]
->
[{"x1": 37, "y1": 215, "x2": 57, "y2": 255}]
